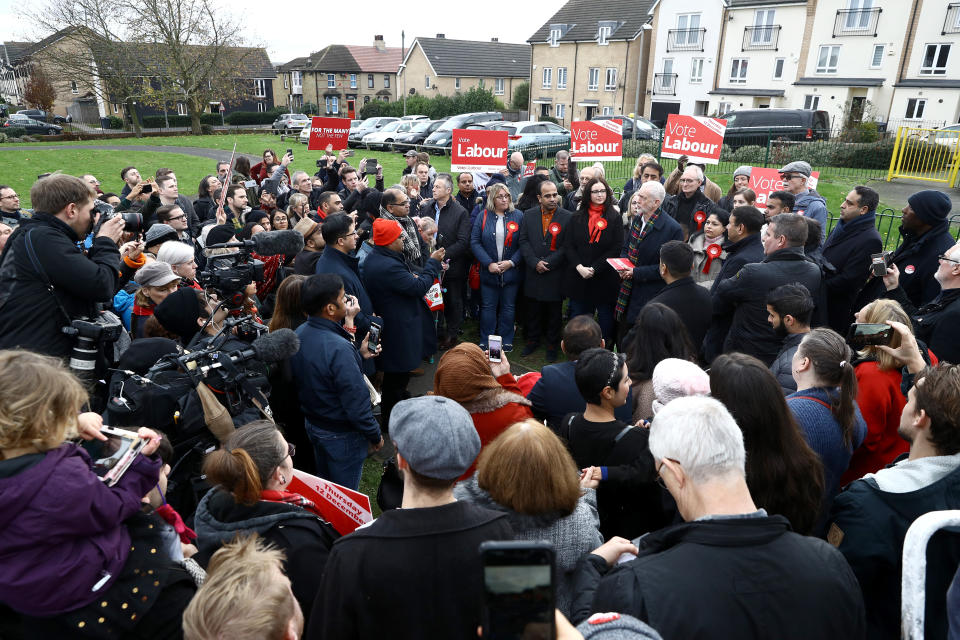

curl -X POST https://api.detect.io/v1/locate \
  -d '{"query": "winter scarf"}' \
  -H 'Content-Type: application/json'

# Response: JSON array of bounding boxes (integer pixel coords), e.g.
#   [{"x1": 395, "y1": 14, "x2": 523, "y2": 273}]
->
[{"x1": 379, "y1": 206, "x2": 422, "y2": 265}]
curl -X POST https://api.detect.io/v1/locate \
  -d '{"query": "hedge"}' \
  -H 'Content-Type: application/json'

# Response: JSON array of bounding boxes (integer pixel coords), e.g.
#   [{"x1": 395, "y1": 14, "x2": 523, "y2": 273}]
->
[
  {"x1": 1, "y1": 126, "x2": 25, "y2": 138},
  {"x1": 136, "y1": 108, "x2": 285, "y2": 129}
]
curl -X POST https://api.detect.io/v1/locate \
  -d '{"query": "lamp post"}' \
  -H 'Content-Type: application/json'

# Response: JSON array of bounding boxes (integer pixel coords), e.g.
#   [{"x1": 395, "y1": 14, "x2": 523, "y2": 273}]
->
[
  {"x1": 401, "y1": 30, "x2": 407, "y2": 117},
  {"x1": 631, "y1": 22, "x2": 653, "y2": 140}
]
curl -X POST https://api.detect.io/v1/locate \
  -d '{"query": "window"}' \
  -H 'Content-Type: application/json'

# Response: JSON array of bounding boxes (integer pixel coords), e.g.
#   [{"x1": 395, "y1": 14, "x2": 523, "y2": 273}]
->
[
  {"x1": 542, "y1": 67, "x2": 552, "y2": 89},
  {"x1": 556, "y1": 103, "x2": 565, "y2": 119},
  {"x1": 283, "y1": 75, "x2": 289, "y2": 89},
  {"x1": 176, "y1": 103, "x2": 187, "y2": 116},
  {"x1": 869, "y1": 45, "x2": 884, "y2": 69},
  {"x1": 425, "y1": 75, "x2": 431, "y2": 89},
  {"x1": 349, "y1": 74, "x2": 357, "y2": 89},
  {"x1": 478, "y1": 78, "x2": 484, "y2": 88},
  {"x1": 557, "y1": 67, "x2": 567, "y2": 89},
  {"x1": 676, "y1": 13, "x2": 702, "y2": 46},
  {"x1": 803, "y1": 94, "x2": 821, "y2": 110},
  {"x1": 325, "y1": 96, "x2": 340, "y2": 113},
  {"x1": 921, "y1": 44, "x2": 951, "y2": 75},
  {"x1": 254, "y1": 79, "x2": 266, "y2": 98},
  {"x1": 70, "y1": 80, "x2": 78, "y2": 94},
  {"x1": 718, "y1": 101, "x2": 733, "y2": 115},
  {"x1": 455, "y1": 77, "x2": 461, "y2": 90},
  {"x1": 598, "y1": 25, "x2": 612, "y2": 45},
  {"x1": 690, "y1": 58, "x2": 704, "y2": 83},
  {"x1": 905, "y1": 98, "x2": 926, "y2": 119},
  {"x1": 384, "y1": 75, "x2": 390, "y2": 88},
  {"x1": 495, "y1": 78, "x2": 504, "y2": 95},
  {"x1": 256, "y1": 103, "x2": 265, "y2": 113},
  {"x1": 112, "y1": 103, "x2": 120, "y2": 113},
  {"x1": 816, "y1": 45, "x2": 840, "y2": 73},
  {"x1": 588, "y1": 67, "x2": 600, "y2": 91},
  {"x1": 601, "y1": 106, "x2": 614, "y2": 116},
  {"x1": 549, "y1": 26, "x2": 561, "y2": 47},
  {"x1": 773, "y1": 57, "x2": 785, "y2": 79},
  {"x1": 730, "y1": 58, "x2": 748, "y2": 83},
  {"x1": 327, "y1": 74, "x2": 335, "y2": 88},
  {"x1": 367, "y1": 74, "x2": 374, "y2": 88},
  {"x1": 605, "y1": 68, "x2": 617, "y2": 91},
  {"x1": 292, "y1": 71, "x2": 301, "y2": 89},
  {"x1": 845, "y1": 0, "x2": 873, "y2": 29},
  {"x1": 752, "y1": 9, "x2": 775, "y2": 44},
  {"x1": 363, "y1": 95, "x2": 370, "y2": 104}
]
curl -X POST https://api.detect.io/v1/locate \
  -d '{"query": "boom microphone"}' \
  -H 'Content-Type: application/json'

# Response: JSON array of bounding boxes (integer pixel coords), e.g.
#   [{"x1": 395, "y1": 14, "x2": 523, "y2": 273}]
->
[
  {"x1": 207, "y1": 230, "x2": 305, "y2": 256},
  {"x1": 195, "y1": 328, "x2": 300, "y2": 375}
]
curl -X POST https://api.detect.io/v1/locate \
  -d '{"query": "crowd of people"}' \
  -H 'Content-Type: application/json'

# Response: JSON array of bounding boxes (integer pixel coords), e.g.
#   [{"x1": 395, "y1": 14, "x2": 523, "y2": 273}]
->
[{"x1": 0, "y1": 140, "x2": 959, "y2": 640}]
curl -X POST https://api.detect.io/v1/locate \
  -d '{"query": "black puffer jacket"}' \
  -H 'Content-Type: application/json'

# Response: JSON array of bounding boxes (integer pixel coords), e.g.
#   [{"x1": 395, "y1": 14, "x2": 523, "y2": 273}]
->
[{"x1": 660, "y1": 190, "x2": 723, "y2": 239}]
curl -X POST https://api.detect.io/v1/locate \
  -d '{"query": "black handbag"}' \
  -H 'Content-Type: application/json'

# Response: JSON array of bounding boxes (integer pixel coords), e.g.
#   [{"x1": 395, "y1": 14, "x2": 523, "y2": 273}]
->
[{"x1": 376, "y1": 459, "x2": 404, "y2": 512}]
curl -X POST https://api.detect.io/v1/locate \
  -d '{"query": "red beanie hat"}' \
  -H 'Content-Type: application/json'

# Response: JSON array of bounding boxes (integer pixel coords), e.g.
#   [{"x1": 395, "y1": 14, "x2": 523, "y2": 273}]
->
[{"x1": 373, "y1": 218, "x2": 403, "y2": 246}]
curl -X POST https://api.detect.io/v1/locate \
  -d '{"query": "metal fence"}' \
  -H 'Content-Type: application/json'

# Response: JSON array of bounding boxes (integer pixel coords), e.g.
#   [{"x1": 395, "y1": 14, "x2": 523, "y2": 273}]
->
[{"x1": 887, "y1": 125, "x2": 960, "y2": 187}]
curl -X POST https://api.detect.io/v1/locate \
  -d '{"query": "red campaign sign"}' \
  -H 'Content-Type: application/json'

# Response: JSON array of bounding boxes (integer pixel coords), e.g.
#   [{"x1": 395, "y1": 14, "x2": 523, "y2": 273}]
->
[
  {"x1": 748, "y1": 167, "x2": 820, "y2": 206},
  {"x1": 661, "y1": 115, "x2": 727, "y2": 165},
  {"x1": 570, "y1": 120, "x2": 623, "y2": 162},
  {"x1": 289, "y1": 468, "x2": 373, "y2": 535},
  {"x1": 307, "y1": 116, "x2": 352, "y2": 151},
  {"x1": 451, "y1": 128, "x2": 509, "y2": 173},
  {"x1": 522, "y1": 161, "x2": 536, "y2": 178}
]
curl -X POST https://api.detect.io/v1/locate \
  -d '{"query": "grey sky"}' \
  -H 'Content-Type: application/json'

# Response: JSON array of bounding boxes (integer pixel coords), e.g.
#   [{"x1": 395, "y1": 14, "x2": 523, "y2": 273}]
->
[{"x1": 0, "y1": 0, "x2": 567, "y2": 66}]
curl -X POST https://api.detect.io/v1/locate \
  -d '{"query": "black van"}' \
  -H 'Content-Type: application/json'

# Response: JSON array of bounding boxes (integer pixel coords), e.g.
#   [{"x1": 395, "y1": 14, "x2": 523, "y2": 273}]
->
[{"x1": 720, "y1": 109, "x2": 831, "y2": 149}]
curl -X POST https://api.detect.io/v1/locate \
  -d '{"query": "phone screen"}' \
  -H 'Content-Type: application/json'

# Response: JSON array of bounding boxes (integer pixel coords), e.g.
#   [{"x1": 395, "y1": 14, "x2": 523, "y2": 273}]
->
[
  {"x1": 482, "y1": 543, "x2": 555, "y2": 640},
  {"x1": 847, "y1": 323, "x2": 893, "y2": 348},
  {"x1": 82, "y1": 433, "x2": 136, "y2": 478},
  {"x1": 367, "y1": 323, "x2": 381, "y2": 348},
  {"x1": 366, "y1": 159, "x2": 379, "y2": 174},
  {"x1": 488, "y1": 335, "x2": 502, "y2": 363}
]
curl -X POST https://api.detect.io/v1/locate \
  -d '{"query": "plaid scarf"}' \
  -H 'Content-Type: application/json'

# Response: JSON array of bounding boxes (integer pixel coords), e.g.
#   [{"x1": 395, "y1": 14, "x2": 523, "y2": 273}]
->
[
  {"x1": 379, "y1": 207, "x2": 422, "y2": 265},
  {"x1": 615, "y1": 208, "x2": 662, "y2": 320}
]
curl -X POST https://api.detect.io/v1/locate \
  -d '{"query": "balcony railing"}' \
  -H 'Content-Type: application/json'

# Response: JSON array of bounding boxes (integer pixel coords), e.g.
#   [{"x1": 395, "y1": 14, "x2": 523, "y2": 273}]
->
[
  {"x1": 666, "y1": 28, "x2": 706, "y2": 52},
  {"x1": 742, "y1": 25, "x2": 781, "y2": 50},
  {"x1": 653, "y1": 73, "x2": 678, "y2": 95},
  {"x1": 944, "y1": 3, "x2": 960, "y2": 35},
  {"x1": 833, "y1": 8, "x2": 882, "y2": 37}
]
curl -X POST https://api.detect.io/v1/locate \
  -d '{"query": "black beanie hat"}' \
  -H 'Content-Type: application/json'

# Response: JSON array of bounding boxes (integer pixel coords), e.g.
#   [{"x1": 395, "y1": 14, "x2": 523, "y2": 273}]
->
[
  {"x1": 154, "y1": 288, "x2": 203, "y2": 345},
  {"x1": 206, "y1": 223, "x2": 236, "y2": 246},
  {"x1": 907, "y1": 190, "x2": 952, "y2": 226}
]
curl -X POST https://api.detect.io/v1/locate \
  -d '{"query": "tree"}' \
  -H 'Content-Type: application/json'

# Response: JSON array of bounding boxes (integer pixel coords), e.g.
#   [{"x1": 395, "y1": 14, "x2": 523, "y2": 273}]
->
[
  {"x1": 511, "y1": 82, "x2": 529, "y2": 111},
  {"x1": 23, "y1": 67, "x2": 56, "y2": 112}
]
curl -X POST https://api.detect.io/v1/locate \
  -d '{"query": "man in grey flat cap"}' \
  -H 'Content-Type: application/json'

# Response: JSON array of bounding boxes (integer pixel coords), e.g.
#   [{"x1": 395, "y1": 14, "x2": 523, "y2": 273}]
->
[
  {"x1": 778, "y1": 161, "x2": 827, "y2": 243},
  {"x1": 307, "y1": 396, "x2": 514, "y2": 640}
]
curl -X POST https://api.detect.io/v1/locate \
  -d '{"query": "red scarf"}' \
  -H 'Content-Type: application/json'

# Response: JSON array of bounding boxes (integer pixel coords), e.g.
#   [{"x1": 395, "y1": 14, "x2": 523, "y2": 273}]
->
[
  {"x1": 154, "y1": 503, "x2": 197, "y2": 544},
  {"x1": 132, "y1": 302, "x2": 154, "y2": 317},
  {"x1": 587, "y1": 203, "x2": 607, "y2": 243},
  {"x1": 261, "y1": 489, "x2": 325, "y2": 520}
]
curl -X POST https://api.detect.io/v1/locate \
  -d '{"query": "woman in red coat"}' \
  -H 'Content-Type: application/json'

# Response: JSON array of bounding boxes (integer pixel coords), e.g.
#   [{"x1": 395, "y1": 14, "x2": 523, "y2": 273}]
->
[
  {"x1": 432, "y1": 343, "x2": 533, "y2": 480},
  {"x1": 842, "y1": 298, "x2": 938, "y2": 485}
]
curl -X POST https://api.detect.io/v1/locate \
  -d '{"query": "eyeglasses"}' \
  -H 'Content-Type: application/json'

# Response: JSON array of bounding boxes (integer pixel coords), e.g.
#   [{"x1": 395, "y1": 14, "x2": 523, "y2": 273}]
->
[
  {"x1": 286, "y1": 442, "x2": 296, "y2": 459},
  {"x1": 495, "y1": 194, "x2": 511, "y2": 200},
  {"x1": 655, "y1": 457, "x2": 681, "y2": 490},
  {"x1": 779, "y1": 174, "x2": 801, "y2": 181},
  {"x1": 393, "y1": 200, "x2": 411, "y2": 206},
  {"x1": 0, "y1": 193, "x2": 17, "y2": 200},
  {"x1": 678, "y1": 178, "x2": 698, "y2": 184},
  {"x1": 340, "y1": 230, "x2": 359, "y2": 240},
  {"x1": 939, "y1": 254, "x2": 960, "y2": 265},
  {"x1": 168, "y1": 214, "x2": 186, "y2": 222}
]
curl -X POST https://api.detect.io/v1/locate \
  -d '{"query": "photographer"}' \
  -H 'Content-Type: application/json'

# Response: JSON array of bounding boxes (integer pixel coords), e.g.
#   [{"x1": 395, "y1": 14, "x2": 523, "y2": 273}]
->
[{"x1": 0, "y1": 174, "x2": 124, "y2": 359}]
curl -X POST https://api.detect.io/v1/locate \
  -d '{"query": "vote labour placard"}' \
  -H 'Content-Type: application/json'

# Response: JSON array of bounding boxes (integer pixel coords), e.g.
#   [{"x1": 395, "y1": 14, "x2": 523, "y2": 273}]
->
[
  {"x1": 749, "y1": 167, "x2": 820, "y2": 206},
  {"x1": 661, "y1": 115, "x2": 727, "y2": 165},
  {"x1": 290, "y1": 469, "x2": 373, "y2": 535},
  {"x1": 307, "y1": 116, "x2": 352, "y2": 151},
  {"x1": 451, "y1": 128, "x2": 509, "y2": 173},
  {"x1": 570, "y1": 119, "x2": 623, "y2": 162}
]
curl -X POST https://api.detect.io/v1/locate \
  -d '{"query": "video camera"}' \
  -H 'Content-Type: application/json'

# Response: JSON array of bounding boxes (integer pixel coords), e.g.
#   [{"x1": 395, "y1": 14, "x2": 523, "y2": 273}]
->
[{"x1": 200, "y1": 229, "x2": 304, "y2": 303}]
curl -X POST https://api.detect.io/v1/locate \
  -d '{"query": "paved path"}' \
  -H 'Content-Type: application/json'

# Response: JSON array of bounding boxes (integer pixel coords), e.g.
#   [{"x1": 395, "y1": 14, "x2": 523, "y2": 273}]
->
[
  {"x1": 7, "y1": 144, "x2": 260, "y2": 161},
  {"x1": 866, "y1": 176, "x2": 960, "y2": 212}
]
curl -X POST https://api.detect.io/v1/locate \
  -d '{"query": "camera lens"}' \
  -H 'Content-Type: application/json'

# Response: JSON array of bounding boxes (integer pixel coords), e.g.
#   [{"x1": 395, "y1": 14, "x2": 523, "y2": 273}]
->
[{"x1": 122, "y1": 212, "x2": 142, "y2": 234}]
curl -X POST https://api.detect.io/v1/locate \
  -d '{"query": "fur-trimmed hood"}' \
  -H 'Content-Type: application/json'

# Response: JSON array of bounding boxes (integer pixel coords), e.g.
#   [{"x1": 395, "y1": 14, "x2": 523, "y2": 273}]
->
[{"x1": 457, "y1": 388, "x2": 531, "y2": 415}]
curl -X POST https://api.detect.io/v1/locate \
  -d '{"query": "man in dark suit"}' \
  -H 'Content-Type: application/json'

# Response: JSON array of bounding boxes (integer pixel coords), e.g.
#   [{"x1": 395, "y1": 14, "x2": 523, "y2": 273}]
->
[
  {"x1": 821, "y1": 186, "x2": 883, "y2": 333},
  {"x1": 419, "y1": 174, "x2": 471, "y2": 350},
  {"x1": 518, "y1": 179, "x2": 571, "y2": 362},
  {"x1": 647, "y1": 241, "x2": 712, "y2": 351}
]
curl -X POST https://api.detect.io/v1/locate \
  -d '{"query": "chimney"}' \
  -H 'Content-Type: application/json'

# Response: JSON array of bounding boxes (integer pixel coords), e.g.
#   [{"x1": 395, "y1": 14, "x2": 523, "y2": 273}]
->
[
  {"x1": 436, "y1": 33, "x2": 445, "y2": 39},
  {"x1": 374, "y1": 34, "x2": 386, "y2": 52},
  {"x1": 491, "y1": 37, "x2": 499, "y2": 42}
]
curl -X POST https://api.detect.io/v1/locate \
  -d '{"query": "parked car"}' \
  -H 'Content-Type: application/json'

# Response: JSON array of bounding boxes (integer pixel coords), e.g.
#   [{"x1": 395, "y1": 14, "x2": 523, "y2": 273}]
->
[
  {"x1": 348, "y1": 117, "x2": 400, "y2": 146},
  {"x1": 271, "y1": 113, "x2": 311, "y2": 134},
  {"x1": 485, "y1": 120, "x2": 570, "y2": 155},
  {"x1": 16, "y1": 109, "x2": 71, "y2": 124},
  {"x1": 4, "y1": 114, "x2": 62, "y2": 135},
  {"x1": 422, "y1": 111, "x2": 503, "y2": 152},
  {"x1": 299, "y1": 123, "x2": 311, "y2": 145},
  {"x1": 927, "y1": 123, "x2": 960, "y2": 152},
  {"x1": 393, "y1": 118, "x2": 448, "y2": 150},
  {"x1": 590, "y1": 114, "x2": 659, "y2": 140},
  {"x1": 361, "y1": 120, "x2": 419, "y2": 150},
  {"x1": 719, "y1": 108, "x2": 831, "y2": 149},
  {"x1": 401, "y1": 114, "x2": 429, "y2": 121}
]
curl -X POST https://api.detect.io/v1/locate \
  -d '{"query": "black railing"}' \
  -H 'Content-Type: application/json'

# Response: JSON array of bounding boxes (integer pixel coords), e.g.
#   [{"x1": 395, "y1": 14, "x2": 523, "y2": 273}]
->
[
  {"x1": 666, "y1": 28, "x2": 706, "y2": 51},
  {"x1": 653, "y1": 74, "x2": 678, "y2": 95},
  {"x1": 944, "y1": 3, "x2": 960, "y2": 35},
  {"x1": 833, "y1": 8, "x2": 882, "y2": 37},
  {"x1": 742, "y1": 25, "x2": 781, "y2": 50}
]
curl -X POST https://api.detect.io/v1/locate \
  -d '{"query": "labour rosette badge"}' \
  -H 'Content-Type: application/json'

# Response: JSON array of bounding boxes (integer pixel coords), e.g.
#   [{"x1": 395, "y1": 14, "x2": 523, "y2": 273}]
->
[
  {"x1": 505, "y1": 221, "x2": 519, "y2": 247},
  {"x1": 703, "y1": 243, "x2": 723, "y2": 273},
  {"x1": 548, "y1": 222, "x2": 561, "y2": 250}
]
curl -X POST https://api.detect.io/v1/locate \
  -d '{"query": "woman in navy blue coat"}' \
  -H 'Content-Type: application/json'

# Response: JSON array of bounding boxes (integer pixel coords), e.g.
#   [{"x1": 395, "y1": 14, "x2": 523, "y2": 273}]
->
[{"x1": 470, "y1": 183, "x2": 525, "y2": 350}]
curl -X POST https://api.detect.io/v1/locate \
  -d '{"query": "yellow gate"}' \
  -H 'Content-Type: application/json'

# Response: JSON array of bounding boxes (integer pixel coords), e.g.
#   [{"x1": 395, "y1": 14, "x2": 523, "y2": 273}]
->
[{"x1": 887, "y1": 126, "x2": 960, "y2": 186}]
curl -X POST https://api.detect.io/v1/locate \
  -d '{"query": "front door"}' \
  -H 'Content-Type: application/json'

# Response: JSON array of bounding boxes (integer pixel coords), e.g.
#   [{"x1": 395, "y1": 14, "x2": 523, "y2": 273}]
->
[{"x1": 585, "y1": 106, "x2": 597, "y2": 120}]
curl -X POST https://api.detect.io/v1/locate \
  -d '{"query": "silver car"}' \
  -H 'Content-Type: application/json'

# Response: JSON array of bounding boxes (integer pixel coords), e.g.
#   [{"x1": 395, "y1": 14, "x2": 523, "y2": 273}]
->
[{"x1": 272, "y1": 113, "x2": 311, "y2": 133}]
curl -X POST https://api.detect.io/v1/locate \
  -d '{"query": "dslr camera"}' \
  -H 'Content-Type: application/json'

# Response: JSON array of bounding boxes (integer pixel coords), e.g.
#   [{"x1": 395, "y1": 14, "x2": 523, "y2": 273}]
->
[
  {"x1": 870, "y1": 251, "x2": 893, "y2": 278},
  {"x1": 93, "y1": 200, "x2": 142, "y2": 234}
]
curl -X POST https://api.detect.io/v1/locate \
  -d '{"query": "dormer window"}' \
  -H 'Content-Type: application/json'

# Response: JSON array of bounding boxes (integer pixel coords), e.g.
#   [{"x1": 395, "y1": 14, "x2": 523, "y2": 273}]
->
[
  {"x1": 597, "y1": 20, "x2": 622, "y2": 45},
  {"x1": 548, "y1": 23, "x2": 569, "y2": 47}
]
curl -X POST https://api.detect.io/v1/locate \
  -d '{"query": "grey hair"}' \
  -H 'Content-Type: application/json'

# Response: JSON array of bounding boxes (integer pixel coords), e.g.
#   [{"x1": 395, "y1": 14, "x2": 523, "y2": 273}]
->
[
  {"x1": 640, "y1": 180, "x2": 666, "y2": 204},
  {"x1": 434, "y1": 174, "x2": 453, "y2": 191},
  {"x1": 649, "y1": 396, "x2": 746, "y2": 484},
  {"x1": 555, "y1": 149, "x2": 570, "y2": 161},
  {"x1": 683, "y1": 165, "x2": 705, "y2": 184},
  {"x1": 287, "y1": 193, "x2": 308, "y2": 210},
  {"x1": 290, "y1": 171, "x2": 308, "y2": 185},
  {"x1": 157, "y1": 240, "x2": 194, "y2": 266}
]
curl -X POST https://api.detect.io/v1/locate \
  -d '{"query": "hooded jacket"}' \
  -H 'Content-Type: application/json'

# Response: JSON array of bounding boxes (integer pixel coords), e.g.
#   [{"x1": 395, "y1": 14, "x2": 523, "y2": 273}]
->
[
  {"x1": 792, "y1": 190, "x2": 828, "y2": 243},
  {"x1": 0, "y1": 444, "x2": 160, "y2": 615},
  {"x1": 454, "y1": 374, "x2": 533, "y2": 479}
]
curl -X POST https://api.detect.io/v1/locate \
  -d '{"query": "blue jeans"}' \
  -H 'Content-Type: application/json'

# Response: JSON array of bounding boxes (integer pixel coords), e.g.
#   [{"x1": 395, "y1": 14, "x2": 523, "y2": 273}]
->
[
  {"x1": 480, "y1": 280, "x2": 519, "y2": 347},
  {"x1": 568, "y1": 299, "x2": 615, "y2": 345},
  {"x1": 304, "y1": 423, "x2": 369, "y2": 490}
]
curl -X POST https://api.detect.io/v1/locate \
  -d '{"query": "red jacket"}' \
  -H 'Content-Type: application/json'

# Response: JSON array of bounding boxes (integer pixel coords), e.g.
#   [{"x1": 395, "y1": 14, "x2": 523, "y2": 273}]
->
[
  {"x1": 458, "y1": 375, "x2": 533, "y2": 480},
  {"x1": 843, "y1": 354, "x2": 937, "y2": 485},
  {"x1": 252, "y1": 162, "x2": 291, "y2": 187}
]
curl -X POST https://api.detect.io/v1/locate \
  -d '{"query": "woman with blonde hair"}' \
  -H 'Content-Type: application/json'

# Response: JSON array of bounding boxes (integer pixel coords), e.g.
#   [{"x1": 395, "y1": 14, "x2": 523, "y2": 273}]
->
[
  {"x1": 453, "y1": 419, "x2": 602, "y2": 615},
  {"x1": 841, "y1": 298, "x2": 938, "y2": 484}
]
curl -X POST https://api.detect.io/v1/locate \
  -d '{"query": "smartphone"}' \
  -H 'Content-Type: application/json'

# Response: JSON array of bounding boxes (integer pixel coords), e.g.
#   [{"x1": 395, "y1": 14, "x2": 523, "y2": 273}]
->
[
  {"x1": 344, "y1": 149, "x2": 355, "y2": 157},
  {"x1": 243, "y1": 179, "x2": 256, "y2": 188},
  {"x1": 480, "y1": 541, "x2": 556, "y2": 640},
  {"x1": 141, "y1": 183, "x2": 152, "y2": 193},
  {"x1": 488, "y1": 335, "x2": 502, "y2": 363},
  {"x1": 365, "y1": 159, "x2": 379, "y2": 174},
  {"x1": 847, "y1": 323, "x2": 894, "y2": 348},
  {"x1": 870, "y1": 252, "x2": 892, "y2": 277},
  {"x1": 316, "y1": 158, "x2": 329, "y2": 168},
  {"x1": 367, "y1": 322, "x2": 382, "y2": 350},
  {"x1": 80, "y1": 426, "x2": 146, "y2": 486}
]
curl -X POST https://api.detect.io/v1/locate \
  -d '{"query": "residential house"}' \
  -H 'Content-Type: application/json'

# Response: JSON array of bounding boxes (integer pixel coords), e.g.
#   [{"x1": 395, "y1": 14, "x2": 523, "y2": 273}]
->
[
  {"x1": 274, "y1": 56, "x2": 309, "y2": 112},
  {"x1": 345, "y1": 36, "x2": 402, "y2": 107},
  {"x1": 647, "y1": 0, "x2": 725, "y2": 122},
  {"x1": 527, "y1": 0, "x2": 655, "y2": 125},
  {"x1": 889, "y1": 1, "x2": 960, "y2": 127},
  {"x1": 397, "y1": 36, "x2": 530, "y2": 106},
  {"x1": 707, "y1": 0, "x2": 809, "y2": 115}
]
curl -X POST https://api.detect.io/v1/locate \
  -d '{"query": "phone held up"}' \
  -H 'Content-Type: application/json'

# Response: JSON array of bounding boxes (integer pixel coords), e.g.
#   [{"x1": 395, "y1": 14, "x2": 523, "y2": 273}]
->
[
  {"x1": 480, "y1": 541, "x2": 556, "y2": 640},
  {"x1": 870, "y1": 252, "x2": 893, "y2": 278},
  {"x1": 367, "y1": 321, "x2": 382, "y2": 350},
  {"x1": 79, "y1": 426, "x2": 147, "y2": 486},
  {"x1": 365, "y1": 159, "x2": 379, "y2": 175},
  {"x1": 846, "y1": 323, "x2": 894, "y2": 348},
  {"x1": 286, "y1": 148, "x2": 294, "y2": 162},
  {"x1": 488, "y1": 335, "x2": 503, "y2": 363}
]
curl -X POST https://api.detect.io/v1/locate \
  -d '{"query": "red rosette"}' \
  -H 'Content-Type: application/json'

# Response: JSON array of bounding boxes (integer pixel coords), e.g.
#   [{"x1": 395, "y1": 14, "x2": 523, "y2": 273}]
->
[
  {"x1": 596, "y1": 219, "x2": 607, "y2": 230},
  {"x1": 505, "y1": 220, "x2": 519, "y2": 247},
  {"x1": 548, "y1": 222, "x2": 561, "y2": 251},
  {"x1": 694, "y1": 210, "x2": 706, "y2": 230},
  {"x1": 590, "y1": 218, "x2": 608, "y2": 243},
  {"x1": 703, "y1": 243, "x2": 723, "y2": 274}
]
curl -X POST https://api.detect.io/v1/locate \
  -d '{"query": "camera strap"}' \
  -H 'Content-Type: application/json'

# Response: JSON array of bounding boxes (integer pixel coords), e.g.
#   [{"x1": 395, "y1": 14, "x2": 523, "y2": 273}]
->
[{"x1": 24, "y1": 228, "x2": 75, "y2": 328}]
